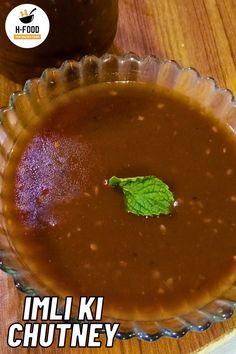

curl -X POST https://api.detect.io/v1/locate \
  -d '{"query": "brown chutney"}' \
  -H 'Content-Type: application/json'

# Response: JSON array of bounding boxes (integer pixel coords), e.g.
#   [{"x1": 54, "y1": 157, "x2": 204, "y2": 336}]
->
[{"x1": 4, "y1": 82, "x2": 236, "y2": 320}]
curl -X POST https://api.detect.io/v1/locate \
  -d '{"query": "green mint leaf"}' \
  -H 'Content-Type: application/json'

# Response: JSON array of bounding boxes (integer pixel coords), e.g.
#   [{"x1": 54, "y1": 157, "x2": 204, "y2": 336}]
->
[{"x1": 108, "y1": 176, "x2": 175, "y2": 217}]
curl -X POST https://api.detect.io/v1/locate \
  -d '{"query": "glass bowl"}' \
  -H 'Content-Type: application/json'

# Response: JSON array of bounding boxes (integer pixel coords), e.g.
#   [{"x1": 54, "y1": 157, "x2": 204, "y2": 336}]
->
[{"x1": 1, "y1": 53, "x2": 236, "y2": 342}]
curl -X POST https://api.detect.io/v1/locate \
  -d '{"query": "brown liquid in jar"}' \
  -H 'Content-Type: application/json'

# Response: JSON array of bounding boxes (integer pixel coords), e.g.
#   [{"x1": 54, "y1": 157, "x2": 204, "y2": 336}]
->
[
  {"x1": 0, "y1": 1, "x2": 118, "y2": 83},
  {"x1": 4, "y1": 82, "x2": 236, "y2": 320}
]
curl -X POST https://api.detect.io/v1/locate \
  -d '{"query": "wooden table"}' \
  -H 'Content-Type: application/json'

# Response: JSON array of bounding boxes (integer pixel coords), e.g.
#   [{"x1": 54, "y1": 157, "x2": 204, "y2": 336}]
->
[{"x1": 1, "y1": 0, "x2": 236, "y2": 353}]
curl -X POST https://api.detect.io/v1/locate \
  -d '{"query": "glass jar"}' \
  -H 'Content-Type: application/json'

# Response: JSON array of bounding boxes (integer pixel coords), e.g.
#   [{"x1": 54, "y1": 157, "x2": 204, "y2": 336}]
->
[{"x1": 0, "y1": 0, "x2": 118, "y2": 83}]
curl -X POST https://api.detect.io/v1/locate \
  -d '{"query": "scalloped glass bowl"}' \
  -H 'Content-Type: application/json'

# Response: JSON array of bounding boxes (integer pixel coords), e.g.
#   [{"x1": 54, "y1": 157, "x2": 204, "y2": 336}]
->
[{"x1": 1, "y1": 54, "x2": 236, "y2": 341}]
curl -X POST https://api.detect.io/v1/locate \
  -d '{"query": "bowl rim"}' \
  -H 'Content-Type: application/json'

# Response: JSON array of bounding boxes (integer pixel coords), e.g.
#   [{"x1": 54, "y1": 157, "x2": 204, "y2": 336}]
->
[{"x1": 1, "y1": 53, "x2": 236, "y2": 342}]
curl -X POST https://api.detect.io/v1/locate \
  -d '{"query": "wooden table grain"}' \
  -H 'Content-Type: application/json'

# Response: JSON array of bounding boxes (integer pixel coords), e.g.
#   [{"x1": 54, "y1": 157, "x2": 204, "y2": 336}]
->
[{"x1": 1, "y1": 0, "x2": 236, "y2": 353}]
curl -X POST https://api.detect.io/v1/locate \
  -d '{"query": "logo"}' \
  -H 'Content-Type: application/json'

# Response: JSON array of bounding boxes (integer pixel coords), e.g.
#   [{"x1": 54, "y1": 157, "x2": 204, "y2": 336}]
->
[
  {"x1": 19, "y1": 8, "x2": 36, "y2": 24},
  {"x1": 5, "y1": 4, "x2": 50, "y2": 49}
]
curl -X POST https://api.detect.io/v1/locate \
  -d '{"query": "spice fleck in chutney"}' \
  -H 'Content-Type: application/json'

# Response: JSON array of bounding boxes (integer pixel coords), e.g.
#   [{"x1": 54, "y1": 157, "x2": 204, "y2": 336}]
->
[{"x1": 4, "y1": 82, "x2": 236, "y2": 320}]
